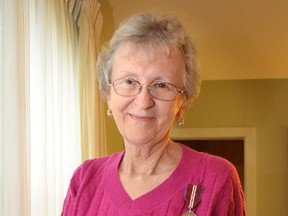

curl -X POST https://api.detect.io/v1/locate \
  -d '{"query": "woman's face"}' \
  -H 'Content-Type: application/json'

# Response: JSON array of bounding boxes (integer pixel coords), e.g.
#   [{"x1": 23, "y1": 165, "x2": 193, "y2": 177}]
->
[{"x1": 107, "y1": 42, "x2": 185, "y2": 146}]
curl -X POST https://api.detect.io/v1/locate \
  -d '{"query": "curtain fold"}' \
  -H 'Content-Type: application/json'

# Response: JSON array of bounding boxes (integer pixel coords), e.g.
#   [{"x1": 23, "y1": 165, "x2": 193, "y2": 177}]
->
[
  {"x1": 18, "y1": 0, "x2": 31, "y2": 215},
  {"x1": 1, "y1": 0, "x2": 30, "y2": 215},
  {"x1": 77, "y1": 0, "x2": 106, "y2": 160}
]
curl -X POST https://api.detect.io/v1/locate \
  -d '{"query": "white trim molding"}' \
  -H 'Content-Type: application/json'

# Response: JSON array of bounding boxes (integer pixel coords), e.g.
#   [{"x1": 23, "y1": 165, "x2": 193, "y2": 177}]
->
[{"x1": 171, "y1": 127, "x2": 256, "y2": 216}]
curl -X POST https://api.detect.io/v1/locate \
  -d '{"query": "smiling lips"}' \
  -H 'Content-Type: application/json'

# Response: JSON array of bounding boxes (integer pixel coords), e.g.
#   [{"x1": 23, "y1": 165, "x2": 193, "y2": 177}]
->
[{"x1": 129, "y1": 113, "x2": 155, "y2": 122}]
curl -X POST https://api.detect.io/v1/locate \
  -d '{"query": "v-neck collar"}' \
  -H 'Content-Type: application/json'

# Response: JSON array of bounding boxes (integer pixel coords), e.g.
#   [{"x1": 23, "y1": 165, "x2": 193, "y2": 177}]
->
[{"x1": 105, "y1": 144, "x2": 200, "y2": 215}]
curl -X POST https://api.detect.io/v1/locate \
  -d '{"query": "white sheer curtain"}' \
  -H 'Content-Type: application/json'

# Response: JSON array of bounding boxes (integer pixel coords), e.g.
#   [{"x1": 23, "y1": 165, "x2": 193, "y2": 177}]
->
[
  {"x1": 30, "y1": 1, "x2": 81, "y2": 215},
  {"x1": 1, "y1": 0, "x2": 26, "y2": 215},
  {"x1": 1, "y1": 0, "x2": 81, "y2": 215},
  {"x1": 0, "y1": 0, "x2": 31, "y2": 214}
]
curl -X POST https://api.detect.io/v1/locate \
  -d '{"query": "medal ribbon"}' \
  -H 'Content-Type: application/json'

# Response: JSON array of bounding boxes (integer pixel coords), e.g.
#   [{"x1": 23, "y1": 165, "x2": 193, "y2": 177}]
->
[{"x1": 184, "y1": 184, "x2": 204, "y2": 210}]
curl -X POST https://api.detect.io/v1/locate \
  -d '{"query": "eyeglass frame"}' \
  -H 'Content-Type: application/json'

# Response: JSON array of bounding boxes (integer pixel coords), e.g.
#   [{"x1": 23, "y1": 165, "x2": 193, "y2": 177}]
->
[{"x1": 108, "y1": 78, "x2": 185, "y2": 101}]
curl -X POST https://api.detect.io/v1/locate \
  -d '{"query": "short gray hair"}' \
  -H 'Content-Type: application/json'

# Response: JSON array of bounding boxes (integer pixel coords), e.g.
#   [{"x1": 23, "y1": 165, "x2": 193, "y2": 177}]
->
[{"x1": 97, "y1": 12, "x2": 201, "y2": 107}]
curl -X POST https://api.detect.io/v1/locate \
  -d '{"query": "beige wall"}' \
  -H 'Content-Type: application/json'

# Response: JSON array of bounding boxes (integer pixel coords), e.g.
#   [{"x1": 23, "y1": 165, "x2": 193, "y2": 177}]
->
[
  {"x1": 99, "y1": 0, "x2": 288, "y2": 80},
  {"x1": 186, "y1": 80, "x2": 288, "y2": 215},
  {"x1": 105, "y1": 106, "x2": 123, "y2": 154}
]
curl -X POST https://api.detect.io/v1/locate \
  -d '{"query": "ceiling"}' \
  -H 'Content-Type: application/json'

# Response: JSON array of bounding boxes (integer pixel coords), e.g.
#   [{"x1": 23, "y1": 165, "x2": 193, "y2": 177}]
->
[{"x1": 100, "y1": 0, "x2": 288, "y2": 80}]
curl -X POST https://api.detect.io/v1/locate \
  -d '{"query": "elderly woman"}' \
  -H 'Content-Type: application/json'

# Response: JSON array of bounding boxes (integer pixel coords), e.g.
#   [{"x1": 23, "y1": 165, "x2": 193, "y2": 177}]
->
[{"x1": 62, "y1": 12, "x2": 246, "y2": 215}]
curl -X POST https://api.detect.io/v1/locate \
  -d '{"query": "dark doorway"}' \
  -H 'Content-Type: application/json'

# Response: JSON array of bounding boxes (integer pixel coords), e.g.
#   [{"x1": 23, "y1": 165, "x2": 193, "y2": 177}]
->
[{"x1": 174, "y1": 139, "x2": 244, "y2": 189}]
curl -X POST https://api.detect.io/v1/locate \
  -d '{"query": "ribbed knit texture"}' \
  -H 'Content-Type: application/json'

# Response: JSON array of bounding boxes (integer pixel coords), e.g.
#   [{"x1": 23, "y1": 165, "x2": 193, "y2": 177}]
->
[{"x1": 62, "y1": 144, "x2": 246, "y2": 215}]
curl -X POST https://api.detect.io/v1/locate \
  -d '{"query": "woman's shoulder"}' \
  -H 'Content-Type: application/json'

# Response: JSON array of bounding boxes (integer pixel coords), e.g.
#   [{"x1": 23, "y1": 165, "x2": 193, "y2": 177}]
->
[
  {"x1": 70, "y1": 151, "x2": 124, "y2": 185},
  {"x1": 82, "y1": 151, "x2": 123, "y2": 169},
  {"x1": 181, "y1": 144, "x2": 242, "y2": 193},
  {"x1": 63, "y1": 152, "x2": 124, "y2": 206},
  {"x1": 181, "y1": 144, "x2": 237, "y2": 178},
  {"x1": 180, "y1": 145, "x2": 245, "y2": 215}
]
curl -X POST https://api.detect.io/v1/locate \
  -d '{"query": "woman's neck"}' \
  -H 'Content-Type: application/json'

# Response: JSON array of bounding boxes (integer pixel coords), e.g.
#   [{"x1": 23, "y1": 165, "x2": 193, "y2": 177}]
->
[
  {"x1": 119, "y1": 140, "x2": 182, "y2": 176},
  {"x1": 118, "y1": 140, "x2": 182, "y2": 199}
]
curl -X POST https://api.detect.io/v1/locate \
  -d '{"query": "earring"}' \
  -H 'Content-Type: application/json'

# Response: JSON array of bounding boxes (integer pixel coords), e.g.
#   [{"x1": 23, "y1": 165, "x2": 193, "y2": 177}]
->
[
  {"x1": 177, "y1": 116, "x2": 185, "y2": 126},
  {"x1": 107, "y1": 109, "x2": 113, "y2": 117}
]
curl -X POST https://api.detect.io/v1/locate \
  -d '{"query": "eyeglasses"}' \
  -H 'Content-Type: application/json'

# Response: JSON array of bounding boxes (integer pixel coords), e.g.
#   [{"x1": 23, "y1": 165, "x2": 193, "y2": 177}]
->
[{"x1": 109, "y1": 78, "x2": 185, "y2": 101}]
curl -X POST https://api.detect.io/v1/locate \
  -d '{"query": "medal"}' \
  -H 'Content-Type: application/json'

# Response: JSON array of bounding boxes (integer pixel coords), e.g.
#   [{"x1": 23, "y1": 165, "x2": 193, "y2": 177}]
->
[
  {"x1": 182, "y1": 184, "x2": 203, "y2": 216},
  {"x1": 182, "y1": 210, "x2": 196, "y2": 216}
]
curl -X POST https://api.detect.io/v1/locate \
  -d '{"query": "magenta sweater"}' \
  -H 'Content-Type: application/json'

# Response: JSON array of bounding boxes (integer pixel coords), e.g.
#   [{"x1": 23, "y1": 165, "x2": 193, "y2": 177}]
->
[{"x1": 62, "y1": 144, "x2": 246, "y2": 215}]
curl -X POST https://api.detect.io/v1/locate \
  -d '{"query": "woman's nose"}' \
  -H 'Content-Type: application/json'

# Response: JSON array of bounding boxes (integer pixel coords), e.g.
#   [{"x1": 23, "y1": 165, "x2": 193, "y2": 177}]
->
[{"x1": 134, "y1": 86, "x2": 155, "y2": 109}]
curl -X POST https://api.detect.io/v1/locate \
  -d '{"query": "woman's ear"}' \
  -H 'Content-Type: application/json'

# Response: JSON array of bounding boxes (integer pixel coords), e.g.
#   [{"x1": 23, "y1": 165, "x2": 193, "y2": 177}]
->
[
  {"x1": 177, "y1": 105, "x2": 186, "y2": 118},
  {"x1": 176, "y1": 105, "x2": 186, "y2": 126},
  {"x1": 106, "y1": 92, "x2": 111, "y2": 104},
  {"x1": 106, "y1": 97, "x2": 113, "y2": 117},
  {"x1": 177, "y1": 96, "x2": 187, "y2": 116}
]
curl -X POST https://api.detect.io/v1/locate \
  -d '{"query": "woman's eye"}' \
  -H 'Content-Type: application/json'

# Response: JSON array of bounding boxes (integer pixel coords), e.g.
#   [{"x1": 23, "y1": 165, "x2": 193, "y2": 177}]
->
[
  {"x1": 124, "y1": 79, "x2": 134, "y2": 85},
  {"x1": 155, "y1": 82, "x2": 168, "y2": 88}
]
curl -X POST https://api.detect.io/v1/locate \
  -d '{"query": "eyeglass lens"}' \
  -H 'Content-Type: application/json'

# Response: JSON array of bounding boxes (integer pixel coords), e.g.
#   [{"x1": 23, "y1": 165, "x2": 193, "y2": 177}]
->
[{"x1": 111, "y1": 78, "x2": 183, "y2": 101}]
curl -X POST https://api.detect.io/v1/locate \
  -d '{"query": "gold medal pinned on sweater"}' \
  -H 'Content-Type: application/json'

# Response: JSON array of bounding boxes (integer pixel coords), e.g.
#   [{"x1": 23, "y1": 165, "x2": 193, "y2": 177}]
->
[
  {"x1": 182, "y1": 184, "x2": 203, "y2": 216},
  {"x1": 182, "y1": 210, "x2": 196, "y2": 216}
]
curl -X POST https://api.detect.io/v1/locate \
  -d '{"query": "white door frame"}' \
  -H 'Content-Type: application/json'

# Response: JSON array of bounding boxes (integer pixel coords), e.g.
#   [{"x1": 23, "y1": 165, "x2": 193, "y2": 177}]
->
[{"x1": 171, "y1": 127, "x2": 256, "y2": 216}]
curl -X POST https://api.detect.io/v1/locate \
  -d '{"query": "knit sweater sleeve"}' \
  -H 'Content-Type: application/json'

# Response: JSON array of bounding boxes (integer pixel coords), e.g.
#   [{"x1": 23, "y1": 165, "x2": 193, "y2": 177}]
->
[
  {"x1": 61, "y1": 159, "x2": 100, "y2": 216},
  {"x1": 211, "y1": 163, "x2": 246, "y2": 216}
]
